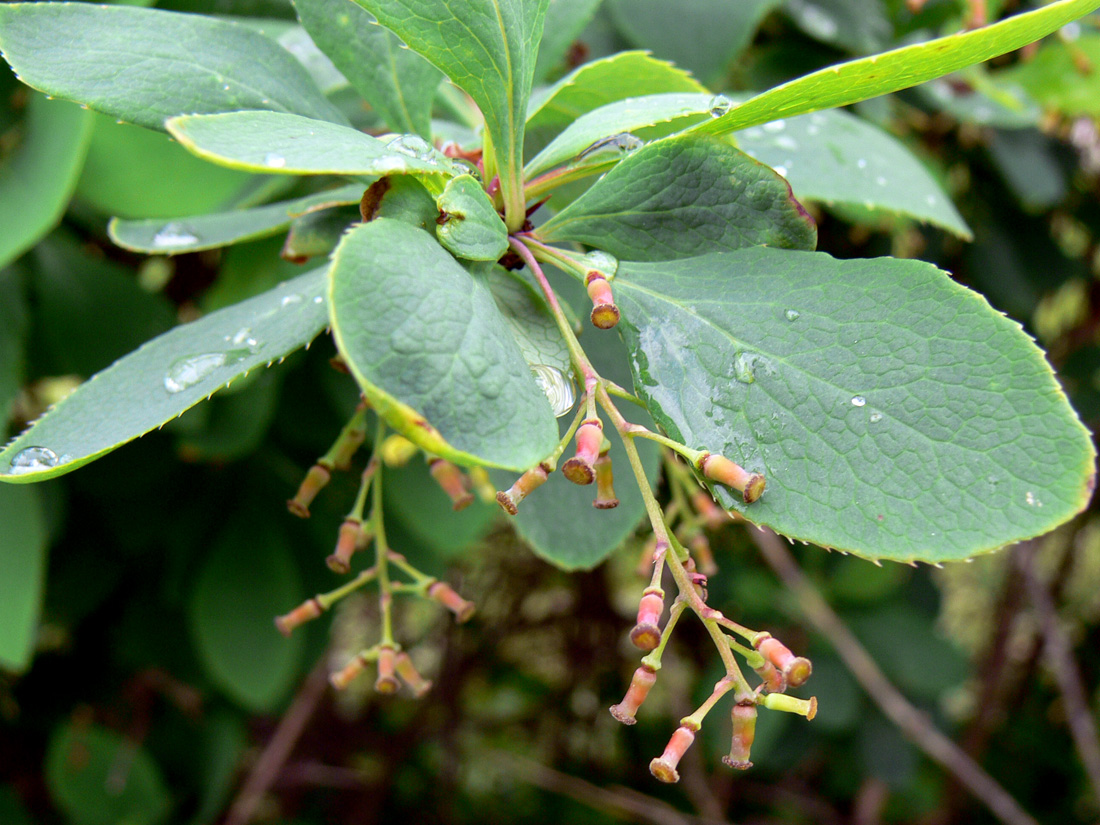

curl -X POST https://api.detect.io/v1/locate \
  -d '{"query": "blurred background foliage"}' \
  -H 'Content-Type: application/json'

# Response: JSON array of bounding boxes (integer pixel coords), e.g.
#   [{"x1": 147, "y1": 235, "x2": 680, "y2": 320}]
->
[{"x1": 2, "y1": 0, "x2": 1100, "y2": 823}]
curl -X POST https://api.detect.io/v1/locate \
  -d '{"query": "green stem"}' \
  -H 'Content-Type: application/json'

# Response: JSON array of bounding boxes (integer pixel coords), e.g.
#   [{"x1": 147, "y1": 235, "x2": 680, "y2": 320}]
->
[
  {"x1": 370, "y1": 419, "x2": 395, "y2": 647},
  {"x1": 316, "y1": 566, "x2": 379, "y2": 611},
  {"x1": 641, "y1": 599, "x2": 688, "y2": 671},
  {"x1": 683, "y1": 676, "x2": 739, "y2": 729},
  {"x1": 629, "y1": 428, "x2": 705, "y2": 465}
]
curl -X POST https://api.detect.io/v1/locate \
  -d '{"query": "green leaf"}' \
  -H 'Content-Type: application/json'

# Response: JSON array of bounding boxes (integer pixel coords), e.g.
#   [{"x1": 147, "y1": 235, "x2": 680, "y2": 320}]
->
[
  {"x1": 0, "y1": 484, "x2": 46, "y2": 671},
  {"x1": 280, "y1": 205, "x2": 361, "y2": 262},
  {"x1": 0, "y1": 268, "x2": 29, "y2": 423},
  {"x1": 615, "y1": 248, "x2": 1096, "y2": 562},
  {"x1": 0, "y1": 3, "x2": 347, "y2": 131},
  {"x1": 0, "y1": 93, "x2": 91, "y2": 270},
  {"x1": 0, "y1": 266, "x2": 329, "y2": 483},
  {"x1": 486, "y1": 267, "x2": 571, "y2": 374},
  {"x1": 533, "y1": 0, "x2": 604, "y2": 82},
  {"x1": 45, "y1": 723, "x2": 172, "y2": 825},
  {"x1": 916, "y1": 69, "x2": 1040, "y2": 128},
  {"x1": 734, "y1": 108, "x2": 971, "y2": 238},
  {"x1": 783, "y1": 0, "x2": 891, "y2": 55},
  {"x1": 353, "y1": 0, "x2": 551, "y2": 229},
  {"x1": 191, "y1": 713, "x2": 248, "y2": 825},
  {"x1": 188, "y1": 516, "x2": 304, "y2": 711},
  {"x1": 436, "y1": 174, "x2": 509, "y2": 261},
  {"x1": 607, "y1": 0, "x2": 780, "y2": 82},
  {"x1": 109, "y1": 183, "x2": 366, "y2": 255},
  {"x1": 328, "y1": 219, "x2": 559, "y2": 470},
  {"x1": 293, "y1": 0, "x2": 442, "y2": 136},
  {"x1": 525, "y1": 92, "x2": 713, "y2": 178},
  {"x1": 536, "y1": 134, "x2": 817, "y2": 261},
  {"x1": 697, "y1": 0, "x2": 1100, "y2": 135},
  {"x1": 999, "y1": 34, "x2": 1100, "y2": 117},
  {"x1": 167, "y1": 111, "x2": 457, "y2": 178}
]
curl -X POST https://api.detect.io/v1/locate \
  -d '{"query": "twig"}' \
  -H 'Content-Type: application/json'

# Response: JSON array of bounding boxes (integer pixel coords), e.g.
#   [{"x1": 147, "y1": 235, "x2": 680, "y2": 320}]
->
[
  {"x1": 1015, "y1": 540, "x2": 1100, "y2": 810},
  {"x1": 223, "y1": 659, "x2": 330, "y2": 825},
  {"x1": 750, "y1": 528, "x2": 1039, "y2": 825}
]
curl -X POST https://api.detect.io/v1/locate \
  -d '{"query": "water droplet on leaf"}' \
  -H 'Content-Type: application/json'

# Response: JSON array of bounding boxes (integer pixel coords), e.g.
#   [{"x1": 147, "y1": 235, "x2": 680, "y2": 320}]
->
[
  {"x1": 734, "y1": 352, "x2": 760, "y2": 384},
  {"x1": 8, "y1": 446, "x2": 62, "y2": 476},
  {"x1": 152, "y1": 222, "x2": 199, "y2": 248},
  {"x1": 281, "y1": 294, "x2": 303, "y2": 307},
  {"x1": 264, "y1": 153, "x2": 287, "y2": 168},
  {"x1": 531, "y1": 364, "x2": 576, "y2": 417},
  {"x1": 869, "y1": 410, "x2": 883, "y2": 422},
  {"x1": 578, "y1": 132, "x2": 643, "y2": 163},
  {"x1": 386, "y1": 134, "x2": 435, "y2": 161},
  {"x1": 164, "y1": 353, "x2": 229, "y2": 393},
  {"x1": 762, "y1": 119, "x2": 786, "y2": 132},
  {"x1": 707, "y1": 95, "x2": 732, "y2": 118},
  {"x1": 784, "y1": 309, "x2": 800, "y2": 321},
  {"x1": 851, "y1": 396, "x2": 866, "y2": 407}
]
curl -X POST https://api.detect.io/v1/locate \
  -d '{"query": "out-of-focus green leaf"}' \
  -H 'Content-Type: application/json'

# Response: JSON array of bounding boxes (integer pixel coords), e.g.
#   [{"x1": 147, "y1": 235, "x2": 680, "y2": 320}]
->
[
  {"x1": 0, "y1": 2, "x2": 347, "y2": 130},
  {"x1": 0, "y1": 93, "x2": 91, "y2": 270},
  {"x1": 0, "y1": 268, "x2": 28, "y2": 423},
  {"x1": 533, "y1": 0, "x2": 604, "y2": 81},
  {"x1": 191, "y1": 713, "x2": 248, "y2": 825},
  {"x1": 0, "y1": 484, "x2": 46, "y2": 671},
  {"x1": 999, "y1": 33, "x2": 1100, "y2": 117},
  {"x1": 916, "y1": 70, "x2": 1040, "y2": 128},
  {"x1": 783, "y1": 0, "x2": 891, "y2": 54},
  {"x1": 988, "y1": 128, "x2": 1067, "y2": 211},
  {"x1": 280, "y1": 205, "x2": 361, "y2": 262}
]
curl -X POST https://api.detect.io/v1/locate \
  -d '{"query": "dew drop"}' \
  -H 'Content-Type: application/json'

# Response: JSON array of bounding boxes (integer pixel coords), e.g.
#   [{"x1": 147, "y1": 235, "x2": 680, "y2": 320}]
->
[
  {"x1": 762, "y1": 119, "x2": 786, "y2": 132},
  {"x1": 374, "y1": 156, "x2": 406, "y2": 174},
  {"x1": 875, "y1": 175, "x2": 887, "y2": 186},
  {"x1": 707, "y1": 94, "x2": 732, "y2": 118},
  {"x1": 578, "y1": 132, "x2": 643, "y2": 162},
  {"x1": 225, "y1": 327, "x2": 259, "y2": 349},
  {"x1": 531, "y1": 364, "x2": 576, "y2": 417},
  {"x1": 925, "y1": 194, "x2": 937, "y2": 206},
  {"x1": 773, "y1": 165, "x2": 788, "y2": 177},
  {"x1": 386, "y1": 134, "x2": 435, "y2": 160},
  {"x1": 583, "y1": 249, "x2": 619, "y2": 277},
  {"x1": 856, "y1": 158, "x2": 868, "y2": 169},
  {"x1": 222, "y1": 83, "x2": 230, "y2": 91},
  {"x1": 152, "y1": 222, "x2": 200, "y2": 248},
  {"x1": 164, "y1": 353, "x2": 227, "y2": 393},
  {"x1": 264, "y1": 153, "x2": 287, "y2": 168},
  {"x1": 869, "y1": 410, "x2": 883, "y2": 422},
  {"x1": 851, "y1": 396, "x2": 866, "y2": 407},
  {"x1": 784, "y1": 309, "x2": 800, "y2": 321},
  {"x1": 8, "y1": 446, "x2": 61, "y2": 476},
  {"x1": 313, "y1": 295, "x2": 324, "y2": 304},
  {"x1": 281, "y1": 294, "x2": 303, "y2": 307}
]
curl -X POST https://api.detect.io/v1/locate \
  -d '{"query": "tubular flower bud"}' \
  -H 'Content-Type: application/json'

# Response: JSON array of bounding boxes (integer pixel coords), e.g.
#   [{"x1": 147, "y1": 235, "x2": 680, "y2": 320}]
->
[
  {"x1": 374, "y1": 646, "x2": 400, "y2": 694},
  {"x1": 585, "y1": 272, "x2": 620, "y2": 329},
  {"x1": 562, "y1": 420, "x2": 603, "y2": 485},
  {"x1": 753, "y1": 658, "x2": 786, "y2": 694},
  {"x1": 429, "y1": 458, "x2": 474, "y2": 511},
  {"x1": 287, "y1": 464, "x2": 331, "y2": 518},
  {"x1": 330, "y1": 653, "x2": 370, "y2": 690},
  {"x1": 380, "y1": 434, "x2": 419, "y2": 467},
  {"x1": 630, "y1": 589, "x2": 666, "y2": 651},
  {"x1": 699, "y1": 453, "x2": 766, "y2": 504},
  {"x1": 593, "y1": 451, "x2": 619, "y2": 509},
  {"x1": 327, "y1": 518, "x2": 364, "y2": 574},
  {"x1": 428, "y1": 581, "x2": 476, "y2": 623},
  {"x1": 691, "y1": 489, "x2": 729, "y2": 530},
  {"x1": 689, "y1": 532, "x2": 717, "y2": 576},
  {"x1": 609, "y1": 665, "x2": 657, "y2": 725},
  {"x1": 394, "y1": 652, "x2": 433, "y2": 698},
  {"x1": 756, "y1": 636, "x2": 812, "y2": 688},
  {"x1": 496, "y1": 463, "x2": 551, "y2": 515},
  {"x1": 274, "y1": 598, "x2": 323, "y2": 636},
  {"x1": 761, "y1": 693, "x2": 817, "y2": 720},
  {"x1": 723, "y1": 704, "x2": 757, "y2": 770},
  {"x1": 649, "y1": 722, "x2": 698, "y2": 783}
]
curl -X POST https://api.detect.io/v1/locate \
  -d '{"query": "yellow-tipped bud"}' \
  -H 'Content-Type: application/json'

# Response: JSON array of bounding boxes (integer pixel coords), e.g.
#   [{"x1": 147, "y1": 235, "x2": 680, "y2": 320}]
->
[
  {"x1": 649, "y1": 723, "x2": 698, "y2": 783},
  {"x1": 585, "y1": 272, "x2": 620, "y2": 329},
  {"x1": 496, "y1": 463, "x2": 551, "y2": 515},
  {"x1": 274, "y1": 598, "x2": 323, "y2": 636},
  {"x1": 630, "y1": 589, "x2": 665, "y2": 651},
  {"x1": 756, "y1": 636, "x2": 812, "y2": 688},
  {"x1": 330, "y1": 653, "x2": 369, "y2": 690},
  {"x1": 374, "y1": 646, "x2": 400, "y2": 694},
  {"x1": 699, "y1": 453, "x2": 766, "y2": 504},
  {"x1": 428, "y1": 581, "x2": 476, "y2": 623},
  {"x1": 287, "y1": 464, "x2": 331, "y2": 518},
  {"x1": 593, "y1": 451, "x2": 619, "y2": 509},
  {"x1": 562, "y1": 420, "x2": 603, "y2": 485},
  {"x1": 394, "y1": 651, "x2": 433, "y2": 698},
  {"x1": 723, "y1": 703, "x2": 757, "y2": 770},
  {"x1": 609, "y1": 665, "x2": 657, "y2": 725},
  {"x1": 761, "y1": 692, "x2": 817, "y2": 720}
]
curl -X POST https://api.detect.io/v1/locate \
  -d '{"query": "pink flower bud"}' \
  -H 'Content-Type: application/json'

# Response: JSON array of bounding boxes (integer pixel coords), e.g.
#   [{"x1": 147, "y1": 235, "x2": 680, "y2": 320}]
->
[
  {"x1": 585, "y1": 272, "x2": 620, "y2": 329},
  {"x1": 496, "y1": 463, "x2": 551, "y2": 515},
  {"x1": 699, "y1": 453, "x2": 766, "y2": 504},
  {"x1": 757, "y1": 636, "x2": 812, "y2": 687},
  {"x1": 374, "y1": 647, "x2": 400, "y2": 694},
  {"x1": 326, "y1": 518, "x2": 364, "y2": 574},
  {"x1": 723, "y1": 704, "x2": 757, "y2": 770},
  {"x1": 630, "y1": 589, "x2": 665, "y2": 651},
  {"x1": 690, "y1": 490, "x2": 729, "y2": 530},
  {"x1": 761, "y1": 693, "x2": 817, "y2": 719},
  {"x1": 428, "y1": 581, "x2": 476, "y2": 623},
  {"x1": 274, "y1": 598, "x2": 323, "y2": 636},
  {"x1": 330, "y1": 653, "x2": 369, "y2": 690},
  {"x1": 649, "y1": 723, "x2": 698, "y2": 783},
  {"x1": 287, "y1": 464, "x2": 331, "y2": 518},
  {"x1": 429, "y1": 459, "x2": 474, "y2": 511},
  {"x1": 593, "y1": 452, "x2": 619, "y2": 509},
  {"x1": 394, "y1": 652, "x2": 433, "y2": 698},
  {"x1": 609, "y1": 665, "x2": 657, "y2": 724},
  {"x1": 689, "y1": 532, "x2": 717, "y2": 576},
  {"x1": 753, "y1": 659, "x2": 786, "y2": 693},
  {"x1": 562, "y1": 421, "x2": 603, "y2": 485}
]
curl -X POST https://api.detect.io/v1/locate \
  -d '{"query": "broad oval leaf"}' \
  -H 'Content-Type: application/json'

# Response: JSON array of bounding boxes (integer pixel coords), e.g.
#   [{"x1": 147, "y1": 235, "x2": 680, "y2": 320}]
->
[
  {"x1": 293, "y1": 0, "x2": 442, "y2": 136},
  {"x1": 536, "y1": 134, "x2": 817, "y2": 260},
  {"x1": 436, "y1": 174, "x2": 509, "y2": 261},
  {"x1": 486, "y1": 266, "x2": 571, "y2": 374},
  {"x1": 0, "y1": 94, "x2": 92, "y2": 271},
  {"x1": 109, "y1": 183, "x2": 365, "y2": 255},
  {"x1": 353, "y1": 0, "x2": 551, "y2": 229},
  {"x1": 697, "y1": 0, "x2": 1100, "y2": 135},
  {"x1": 525, "y1": 92, "x2": 713, "y2": 177},
  {"x1": 533, "y1": 0, "x2": 604, "y2": 82},
  {"x1": 0, "y1": 267, "x2": 330, "y2": 483},
  {"x1": 0, "y1": 2, "x2": 347, "y2": 131},
  {"x1": 735, "y1": 109, "x2": 970, "y2": 238},
  {"x1": 166, "y1": 111, "x2": 459, "y2": 178},
  {"x1": 328, "y1": 219, "x2": 559, "y2": 470},
  {"x1": 615, "y1": 248, "x2": 1096, "y2": 563},
  {"x1": 0, "y1": 485, "x2": 46, "y2": 672}
]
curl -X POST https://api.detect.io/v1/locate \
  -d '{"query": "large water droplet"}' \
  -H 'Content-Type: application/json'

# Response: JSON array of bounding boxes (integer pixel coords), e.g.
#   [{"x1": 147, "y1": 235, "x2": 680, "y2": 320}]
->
[
  {"x1": 708, "y1": 94, "x2": 732, "y2": 118},
  {"x1": 8, "y1": 446, "x2": 62, "y2": 476},
  {"x1": 264, "y1": 153, "x2": 287, "y2": 168},
  {"x1": 164, "y1": 353, "x2": 228, "y2": 393},
  {"x1": 851, "y1": 395, "x2": 866, "y2": 407},
  {"x1": 387, "y1": 134, "x2": 435, "y2": 161},
  {"x1": 784, "y1": 309, "x2": 800, "y2": 321},
  {"x1": 583, "y1": 249, "x2": 619, "y2": 278},
  {"x1": 531, "y1": 364, "x2": 576, "y2": 417},
  {"x1": 374, "y1": 156, "x2": 406, "y2": 174},
  {"x1": 734, "y1": 352, "x2": 759, "y2": 384},
  {"x1": 578, "y1": 132, "x2": 643, "y2": 163},
  {"x1": 225, "y1": 327, "x2": 259, "y2": 350},
  {"x1": 280, "y1": 294, "x2": 303, "y2": 307},
  {"x1": 152, "y1": 222, "x2": 199, "y2": 248}
]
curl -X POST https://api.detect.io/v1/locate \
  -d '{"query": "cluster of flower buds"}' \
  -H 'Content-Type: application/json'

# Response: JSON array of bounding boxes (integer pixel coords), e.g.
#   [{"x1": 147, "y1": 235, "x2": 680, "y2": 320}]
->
[
  {"x1": 754, "y1": 633, "x2": 812, "y2": 688},
  {"x1": 287, "y1": 402, "x2": 369, "y2": 518},
  {"x1": 585, "y1": 271, "x2": 620, "y2": 329}
]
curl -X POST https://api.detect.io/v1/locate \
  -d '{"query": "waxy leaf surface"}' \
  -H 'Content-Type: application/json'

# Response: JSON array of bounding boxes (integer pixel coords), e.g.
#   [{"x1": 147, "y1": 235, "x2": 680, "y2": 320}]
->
[
  {"x1": 0, "y1": 267, "x2": 329, "y2": 483},
  {"x1": 537, "y1": 135, "x2": 817, "y2": 261},
  {"x1": 436, "y1": 174, "x2": 509, "y2": 261},
  {"x1": 615, "y1": 248, "x2": 1096, "y2": 562},
  {"x1": 0, "y1": 485, "x2": 46, "y2": 671},
  {"x1": 109, "y1": 183, "x2": 365, "y2": 255},
  {"x1": 485, "y1": 267, "x2": 571, "y2": 374},
  {"x1": 328, "y1": 219, "x2": 559, "y2": 470},
  {"x1": 735, "y1": 109, "x2": 970, "y2": 237},
  {"x1": 167, "y1": 111, "x2": 457, "y2": 178},
  {"x1": 293, "y1": 0, "x2": 442, "y2": 136},
  {"x1": 0, "y1": 3, "x2": 347, "y2": 131},
  {"x1": 697, "y1": 0, "x2": 1100, "y2": 135}
]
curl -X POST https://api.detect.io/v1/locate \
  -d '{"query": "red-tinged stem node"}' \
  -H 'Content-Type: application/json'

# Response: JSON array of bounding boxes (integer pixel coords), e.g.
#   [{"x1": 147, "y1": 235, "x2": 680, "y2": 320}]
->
[
  {"x1": 761, "y1": 692, "x2": 817, "y2": 719},
  {"x1": 274, "y1": 598, "x2": 323, "y2": 636},
  {"x1": 496, "y1": 462, "x2": 551, "y2": 515},
  {"x1": 394, "y1": 651, "x2": 433, "y2": 698},
  {"x1": 630, "y1": 588, "x2": 666, "y2": 651},
  {"x1": 562, "y1": 420, "x2": 603, "y2": 485},
  {"x1": 374, "y1": 646, "x2": 400, "y2": 694},
  {"x1": 428, "y1": 581, "x2": 476, "y2": 623},
  {"x1": 330, "y1": 653, "x2": 370, "y2": 690},
  {"x1": 723, "y1": 703, "x2": 757, "y2": 770},
  {"x1": 287, "y1": 464, "x2": 331, "y2": 518},
  {"x1": 756, "y1": 636, "x2": 813, "y2": 688},
  {"x1": 593, "y1": 451, "x2": 619, "y2": 509},
  {"x1": 649, "y1": 722, "x2": 699, "y2": 783},
  {"x1": 585, "y1": 272, "x2": 620, "y2": 329},
  {"x1": 429, "y1": 458, "x2": 474, "y2": 511},
  {"x1": 327, "y1": 518, "x2": 366, "y2": 574},
  {"x1": 609, "y1": 664, "x2": 657, "y2": 725},
  {"x1": 698, "y1": 453, "x2": 766, "y2": 504}
]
